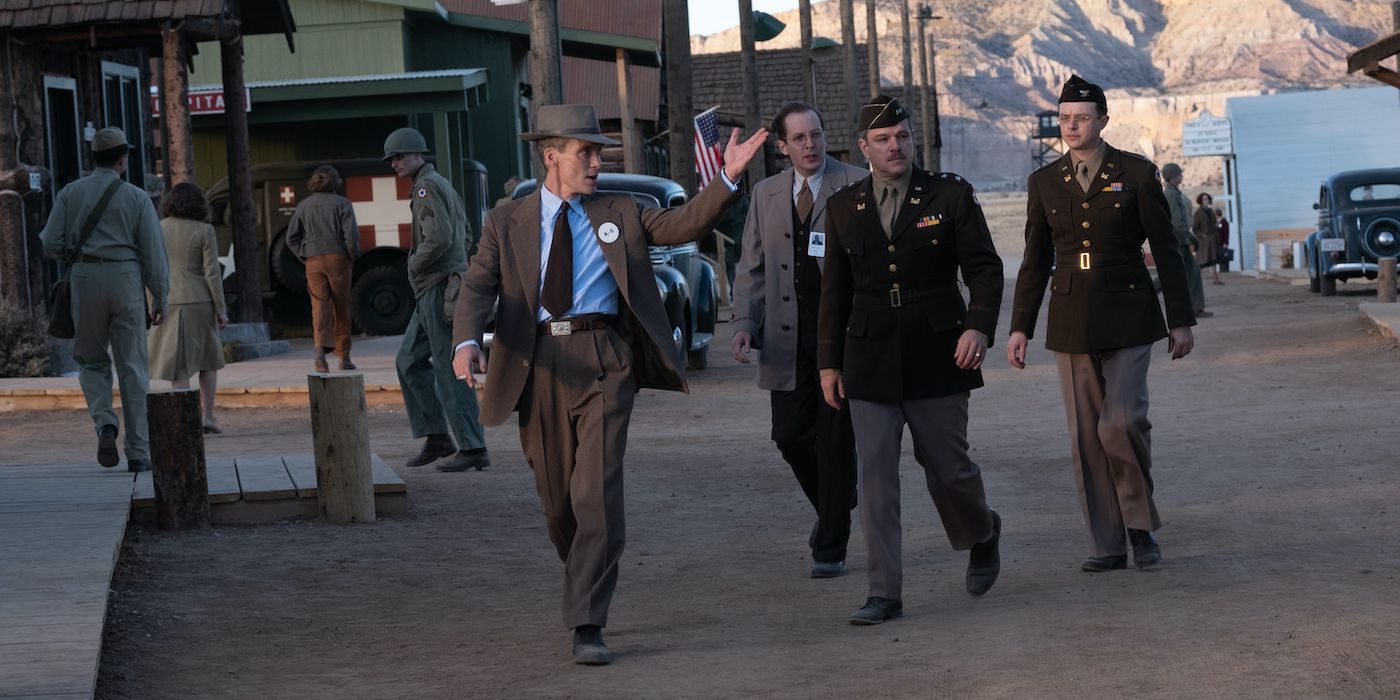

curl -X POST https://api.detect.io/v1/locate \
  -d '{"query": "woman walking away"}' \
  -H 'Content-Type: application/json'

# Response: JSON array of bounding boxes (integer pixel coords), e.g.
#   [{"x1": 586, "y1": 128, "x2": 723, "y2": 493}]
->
[
  {"x1": 1193, "y1": 192, "x2": 1223, "y2": 286},
  {"x1": 149, "y1": 182, "x2": 228, "y2": 433},
  {"x1": 287, "y1": 165, "x2": 360, "y2": 372}
]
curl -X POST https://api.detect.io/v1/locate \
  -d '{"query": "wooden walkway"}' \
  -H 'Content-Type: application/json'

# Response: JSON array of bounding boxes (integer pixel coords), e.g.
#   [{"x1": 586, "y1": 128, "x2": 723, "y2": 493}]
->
[{"x1": 0, "y1": 464, "x2": 133, "y2": 699}]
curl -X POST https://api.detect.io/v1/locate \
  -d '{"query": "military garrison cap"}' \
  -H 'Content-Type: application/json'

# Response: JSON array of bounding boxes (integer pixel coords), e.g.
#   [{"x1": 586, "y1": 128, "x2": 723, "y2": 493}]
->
[
  {"x1": 1059, "y1": 75, "x2": 1106, "y2": 108},
  {"x1": 856, "y1": 94, "x2": 911, "y2": 131}
]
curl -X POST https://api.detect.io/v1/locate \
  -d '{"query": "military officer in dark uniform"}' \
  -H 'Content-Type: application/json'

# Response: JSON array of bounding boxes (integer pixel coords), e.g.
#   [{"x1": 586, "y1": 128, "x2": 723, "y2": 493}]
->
[
  {"x1": 1006, "y1": 76, "x2": 1196, "y2": 573},
  {"x1": 818, "y1": 95, "x2": 1004, "y2": 626}
]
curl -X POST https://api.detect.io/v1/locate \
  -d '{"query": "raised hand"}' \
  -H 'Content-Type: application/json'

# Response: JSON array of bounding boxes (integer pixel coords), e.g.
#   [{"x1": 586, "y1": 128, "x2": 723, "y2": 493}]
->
[{"x1": 722, "y1": 127, "x2": 770, "y2": 183}]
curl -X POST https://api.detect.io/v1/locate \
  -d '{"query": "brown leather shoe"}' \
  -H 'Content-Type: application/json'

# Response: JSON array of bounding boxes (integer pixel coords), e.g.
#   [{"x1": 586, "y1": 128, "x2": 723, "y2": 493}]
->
[
  {"x1": 313, "y1": 355, "x2": 330, "y2": 373},
  {"x1": 339, "y1": 356, "x2": 357, "y2": 371}
]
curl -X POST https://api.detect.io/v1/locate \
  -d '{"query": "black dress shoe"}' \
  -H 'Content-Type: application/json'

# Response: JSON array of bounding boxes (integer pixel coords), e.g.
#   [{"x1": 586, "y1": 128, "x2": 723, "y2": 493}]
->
[
  {"x1": 572, "y1": 625, "x2": 612, "y2": 665},
  {"x1": 810, "y1": 560, "x2": 844, "y2": 578},
  {"x1": 966, "y1": 510, "x2": 1001, "y2": 597},
  {"x1": 97, "y1": 425, "x2": 119, "y2": 468},
  {"x1": 436, "y1": 448, "x2": 490, "y2": 472},
  {"x1": 1081, "y1": 555, "x2": 1128, "y2": 572},
  {"x1": 1129, "y1": 529, "x2": 1161, "y2": 569},
  {"x1": 848, "y1": 597, "x2": 903, "y2": 625},
  {"x1": 405, "y1": 434, "x2": 457, "y2": 467}
]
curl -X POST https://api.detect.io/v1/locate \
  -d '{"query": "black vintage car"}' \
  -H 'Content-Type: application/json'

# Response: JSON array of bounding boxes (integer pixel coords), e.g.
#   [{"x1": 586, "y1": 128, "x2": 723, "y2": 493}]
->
[
  {"x1": 1304, "y1": 168, "x2": 1400, "y2": 296},
  {"x1": 511, "y1": 174, "x2": 720, "y2": 370}
]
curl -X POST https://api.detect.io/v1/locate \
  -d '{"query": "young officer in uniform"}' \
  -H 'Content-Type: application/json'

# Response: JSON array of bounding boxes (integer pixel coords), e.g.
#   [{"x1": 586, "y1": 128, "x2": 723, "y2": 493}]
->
[
  {"x1": 1006, "y1": 75, "x2": 1196, "y2": 572},
  {"x1": 41, "y1": 127, "x2": 169, "y2": 472},
  {"x1": 384, "y1": 127, "x2": 489, "y2": 473},
  {"x1": 731, "y1": 101, "x2": 866, "y2": 579},
  {"x1": 451, "y1": 105, "x2": 766, "y2": 664},
  {"x1": 817, "y1": 95, "x2": 1004, "y2": 626}
]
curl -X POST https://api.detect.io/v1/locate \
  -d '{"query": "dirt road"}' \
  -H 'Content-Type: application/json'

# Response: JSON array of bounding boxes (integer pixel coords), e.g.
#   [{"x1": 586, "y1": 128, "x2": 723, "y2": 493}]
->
[{"x1": 5, "y1": 274, "x2": 1398, "y2": 698}]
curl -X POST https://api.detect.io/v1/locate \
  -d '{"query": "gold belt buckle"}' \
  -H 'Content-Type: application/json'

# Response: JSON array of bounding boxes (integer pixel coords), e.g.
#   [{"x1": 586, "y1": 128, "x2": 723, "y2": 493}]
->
[
  {"x1": 1079, "y1": 252, "x2": 1092, "y2": 270},
  {"x1": 549, "y1": 321, "x2": 573, "y2": 336},
  {"x1": 889, "y1": 288, "x2": 902, "y2": 308}
]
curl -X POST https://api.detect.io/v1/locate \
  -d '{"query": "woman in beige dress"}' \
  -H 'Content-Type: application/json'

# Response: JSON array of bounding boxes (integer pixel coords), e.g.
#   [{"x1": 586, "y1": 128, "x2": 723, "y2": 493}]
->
[
  {"x1": 1193, "y1": 192, "x2": 1223, "y2": 285},
  {"x1": 149, "y1": 182, "x2": 228, "y2": 433}
]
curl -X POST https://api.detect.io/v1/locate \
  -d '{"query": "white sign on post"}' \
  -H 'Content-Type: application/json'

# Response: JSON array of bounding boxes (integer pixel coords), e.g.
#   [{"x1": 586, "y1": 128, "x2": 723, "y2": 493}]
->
[
  {"x1": 28, "y1": 172, "x2": 41, "y2": 191},
  {"x1": 1183, "y1": 110, "x2": 1233, "y2": 157}
]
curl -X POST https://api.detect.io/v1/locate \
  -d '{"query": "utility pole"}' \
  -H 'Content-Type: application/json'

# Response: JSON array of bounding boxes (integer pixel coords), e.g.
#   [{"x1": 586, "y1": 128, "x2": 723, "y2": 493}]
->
[
  {"x1": 916, "y1": 3, "x2": 941, "y2": 171},
  {"x1": 840, "y1": 0, "x2": 861, "y2": 163},
  {"x1": 221, "y1": 35, "x2": 263, "y2": 323},
  {"x1": 739, "y1": 0, "x2": 764, "y2": 184},
  {"x1": 900, "y1": 0, "x2": 914, "y2": 110},
  {"x1": 800, "y1": 0, "x2": 814, "y2": 104},
  {"x1": 866, "y1": 0, "x2": 880, "y2": 97},
  {"x1": 664, "y1": 0, "x2": 697, "y2": 194},
  {"x1": 528, "y1": 0, "x2": 563, "y2": 178}
]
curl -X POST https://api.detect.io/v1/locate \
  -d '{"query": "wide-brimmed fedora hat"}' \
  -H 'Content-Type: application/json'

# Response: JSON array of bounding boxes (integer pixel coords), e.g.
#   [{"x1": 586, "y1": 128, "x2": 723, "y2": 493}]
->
[{"x1": 520, "y1": 104, "x2": 620, "y2": 146}]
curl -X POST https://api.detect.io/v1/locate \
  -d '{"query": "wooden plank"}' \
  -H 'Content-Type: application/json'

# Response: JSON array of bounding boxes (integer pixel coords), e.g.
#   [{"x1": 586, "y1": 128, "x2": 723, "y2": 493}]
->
[
  {"x1": 205, "y1": 456, "x2": 241, "y2": 504},
  {"x1": 132, "y1": 470, "x2": 154, "y2": 507},
  {"x1": 281, "y1": 453, "x2": 318, "y2": 499},
  {"x1": 232, "y1": 456, "x2": 297, "y2": 501},
  {"x1": 370, "y1": 453, "x2": 407, "y2": 495}
]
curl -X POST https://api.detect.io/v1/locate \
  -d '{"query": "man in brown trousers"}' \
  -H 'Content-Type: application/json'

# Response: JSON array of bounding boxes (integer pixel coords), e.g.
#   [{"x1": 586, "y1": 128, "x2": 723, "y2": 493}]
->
[
  {"x1": 451, "y1": 104, "x2": 766, "y2": 664},
  {"x1": 1007, "y1": 75, "x2": 1196, "y2": 572},
  {"x1": 287, "y1": 165, "x2": 359, "y2": 372}
]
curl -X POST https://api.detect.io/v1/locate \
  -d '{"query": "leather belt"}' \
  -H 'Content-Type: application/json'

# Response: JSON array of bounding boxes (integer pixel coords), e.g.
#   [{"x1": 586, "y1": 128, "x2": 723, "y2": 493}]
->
[
  {"x1": 77, "y1": 254, "x2": 131, "y2": 264},
  {"x1": 1056, "y1": 251, "x2": 1143, "y2": 271},
  {"x1": 537, "y1": 314, "x2": 615, "y2": 336},
  {"x1": 852, "y1": 286, "x2": 956, "y2": 309}
]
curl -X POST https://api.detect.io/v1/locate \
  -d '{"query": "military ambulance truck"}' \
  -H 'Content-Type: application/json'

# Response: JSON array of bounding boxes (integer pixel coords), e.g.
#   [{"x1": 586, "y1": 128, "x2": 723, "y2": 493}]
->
[{"x1": 207, "y1": 158, "x2": 489, "y2": 335}]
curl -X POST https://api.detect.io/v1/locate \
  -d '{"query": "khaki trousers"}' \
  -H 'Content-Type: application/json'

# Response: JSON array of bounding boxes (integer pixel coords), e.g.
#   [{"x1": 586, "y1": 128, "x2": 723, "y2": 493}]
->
[
  {"x1": 70, "y1": 260, "x2": 150, "y2": 462},
  {"x1": 1054, "y1": 345, "x2": 1161, "y2": 558},
  {"x1": 306, "y1": 253, "x2": 352, "y2": 356},
  {"x1": 849, "y1": 393, "x2": 994, "y2": 601},
  {"x1": 517, "y1": 324, "x2": 634, "y2": 630}
]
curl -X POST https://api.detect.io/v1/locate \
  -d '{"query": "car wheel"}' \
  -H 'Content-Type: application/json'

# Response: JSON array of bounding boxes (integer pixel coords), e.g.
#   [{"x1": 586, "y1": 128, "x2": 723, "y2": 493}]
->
[
  {"x1": 351, "y1": 264, "x2": 414, "y2": 335},
  {"x1": 687, "y1": 345, "x2": 709, "y2": 370},
  {"x1": 1320, "y1": 273, "x2": 1337, "y2": 297}
]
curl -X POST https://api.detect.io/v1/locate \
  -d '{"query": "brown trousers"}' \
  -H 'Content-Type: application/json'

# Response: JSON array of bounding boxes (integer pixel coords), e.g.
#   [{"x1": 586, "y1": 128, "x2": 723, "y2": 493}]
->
[
  {"x1": 517, "y1": 324, "x2": 634, "y2": 630},
  {"x1": 1054, "y1": 345, "x2": 1161, "y2": 558},
  {"x1": 306, "y1": 253, "x2": 352, "y2": 355}
]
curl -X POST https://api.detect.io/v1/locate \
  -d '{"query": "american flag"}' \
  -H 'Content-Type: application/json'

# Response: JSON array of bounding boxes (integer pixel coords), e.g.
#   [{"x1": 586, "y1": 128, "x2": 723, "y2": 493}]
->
[{"x1": 693, "y1": 107, "x2": 724, "y2": 188}]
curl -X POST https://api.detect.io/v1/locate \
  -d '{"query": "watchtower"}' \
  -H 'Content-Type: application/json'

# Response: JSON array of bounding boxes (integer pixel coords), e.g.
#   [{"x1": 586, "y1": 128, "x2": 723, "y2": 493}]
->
[{"x1": 1032, "y1": 109, "x2": 1063, "y2": 169}]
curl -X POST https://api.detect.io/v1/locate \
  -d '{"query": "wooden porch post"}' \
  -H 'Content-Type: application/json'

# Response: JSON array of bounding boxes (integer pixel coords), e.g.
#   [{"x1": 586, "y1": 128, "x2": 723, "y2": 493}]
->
[
  {"x1": 161, "y1": 22, "x2": 195, "y2": 185},
  {"x1": 220, "y1": 35, "x2": 263, "y2": 323},
  {"x1": 615, "y1": 48, "x2": 641, "y2": 173}
]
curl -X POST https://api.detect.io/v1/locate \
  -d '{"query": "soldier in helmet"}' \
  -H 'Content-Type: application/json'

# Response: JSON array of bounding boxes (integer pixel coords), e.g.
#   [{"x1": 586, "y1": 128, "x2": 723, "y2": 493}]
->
[{"x1": 383, "y1": 127, "x2": 489, "y2": 472}]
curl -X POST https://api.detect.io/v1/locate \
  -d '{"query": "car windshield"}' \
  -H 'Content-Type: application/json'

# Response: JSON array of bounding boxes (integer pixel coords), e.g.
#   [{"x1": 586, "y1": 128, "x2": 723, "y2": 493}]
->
[{"x1": 1348, "y1": 183, "x2": 1400, "y2": 204}]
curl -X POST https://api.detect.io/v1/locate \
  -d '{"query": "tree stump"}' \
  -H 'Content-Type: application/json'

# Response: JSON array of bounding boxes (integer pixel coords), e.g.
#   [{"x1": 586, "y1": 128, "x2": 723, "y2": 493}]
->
[
  {"x1": 307, "y1": 373, "x2": 375, "y2": 524},
  {"x1": 147, "y1": 389, "x2": 211, "y2": 530},
  {"x1": 1380, "y1": 258, "x2": 1397, "y2": 303}
]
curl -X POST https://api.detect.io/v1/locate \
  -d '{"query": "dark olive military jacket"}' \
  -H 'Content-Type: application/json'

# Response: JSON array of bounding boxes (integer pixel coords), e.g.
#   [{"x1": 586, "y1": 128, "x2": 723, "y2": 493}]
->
[
  {"x1": 1010, "y1": 144, "x2": 1196, "y2": 353},
  {"x1": 817, "y1": 167, "x2": 1003, "y2": 402}
]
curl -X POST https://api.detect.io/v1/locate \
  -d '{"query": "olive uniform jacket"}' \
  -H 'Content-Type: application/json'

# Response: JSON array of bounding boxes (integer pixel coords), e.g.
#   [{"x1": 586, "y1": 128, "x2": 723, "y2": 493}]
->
[
  {"x1": 407, "y1": 163, "x2": 472, "y2": 298},
  {"x1": 1010, "y1": 144, "x2": 1196, "y2": 354},
  {"x1": 452, "y1": 178, "x2": 740, "y2": 427},
  {"x1": 731, "y1": 156, "x2": 867, "y2": 391},
  {"x1": 816, "y1": 168, "x2": 1003, "y2": 403}
]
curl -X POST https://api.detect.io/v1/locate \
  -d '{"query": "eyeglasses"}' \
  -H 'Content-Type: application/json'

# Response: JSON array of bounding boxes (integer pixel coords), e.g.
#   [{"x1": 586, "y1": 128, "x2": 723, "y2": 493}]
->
[
  {"x1": 1057, "y1": 114, "x2": 1098, "y2": 125},
  {"x1": 783, "y1": 130, "x2": 825, "y2": 146}
]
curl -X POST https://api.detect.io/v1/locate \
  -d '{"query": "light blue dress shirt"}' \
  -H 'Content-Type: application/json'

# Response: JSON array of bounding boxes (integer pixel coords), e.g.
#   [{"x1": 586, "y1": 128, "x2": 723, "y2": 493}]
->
[{"x1": 538, "y1": 184, "x2": 619, "y2": 321}]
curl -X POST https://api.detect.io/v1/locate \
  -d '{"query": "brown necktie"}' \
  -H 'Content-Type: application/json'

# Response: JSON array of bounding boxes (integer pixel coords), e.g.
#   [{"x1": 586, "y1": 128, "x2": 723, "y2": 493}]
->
[
  {"x1": 796, "y1": 178, "x2": 813, "y2": 225},
  {"x1": 879, "y1": 185, "x2": 898, "y2": 239},
  {"x1": 541, "y1": 202, "x2": 573, "y2": 318},
  {"x1": 1076, "y1": 161, "x2": 1092, "y2": 193}
]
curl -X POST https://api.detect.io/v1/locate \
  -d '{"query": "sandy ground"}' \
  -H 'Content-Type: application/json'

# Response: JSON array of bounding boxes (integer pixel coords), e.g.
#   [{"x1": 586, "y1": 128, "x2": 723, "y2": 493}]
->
[{"x1": 4, "y1": 274, "x2": 1399, "y2": 698}]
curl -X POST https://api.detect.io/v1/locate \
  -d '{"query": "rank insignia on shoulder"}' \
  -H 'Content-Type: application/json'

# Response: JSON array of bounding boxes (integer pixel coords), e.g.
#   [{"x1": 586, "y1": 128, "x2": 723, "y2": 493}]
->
[
  {"x1": 416, "y1": 188, "x2": 428, "y2": 198},
  {"x1": 916, "y1": 214, "x2": 943, "y2": 229}
]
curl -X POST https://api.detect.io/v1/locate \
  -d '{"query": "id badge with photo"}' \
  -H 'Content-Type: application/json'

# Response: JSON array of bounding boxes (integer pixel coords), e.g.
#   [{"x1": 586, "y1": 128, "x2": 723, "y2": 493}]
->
[{"x1": 807, "y1": 231, "x2": 826, "y2": 258}]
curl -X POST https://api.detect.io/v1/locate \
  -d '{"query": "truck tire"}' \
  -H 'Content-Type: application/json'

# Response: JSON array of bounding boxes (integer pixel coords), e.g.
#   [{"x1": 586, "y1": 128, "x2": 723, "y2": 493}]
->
[
  {"x1": 271, "y1": 231, "x2": 307, "y2": 293},
  {"x1": 1309, "y1": 265, "x2": 1321, "y2": 293},
  {"x1": 351, "y1": 264, "x2": 414, "y2": 335}
]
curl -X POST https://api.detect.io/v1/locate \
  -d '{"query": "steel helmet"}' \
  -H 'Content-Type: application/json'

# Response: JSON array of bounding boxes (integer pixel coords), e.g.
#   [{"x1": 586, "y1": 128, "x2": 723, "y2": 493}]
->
[{"x1": 383, "y1": 127, "x2": 429, "y2": 161}]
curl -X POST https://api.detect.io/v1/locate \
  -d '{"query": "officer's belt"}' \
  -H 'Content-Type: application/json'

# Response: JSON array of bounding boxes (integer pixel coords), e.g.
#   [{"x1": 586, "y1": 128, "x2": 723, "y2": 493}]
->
[
  {"x1": 1055, "y1": 251, "x2": 1144, "y2": 271},
  {"x1": 77, "y1": 254, "x2": 135, "y2": 264},
  {"x1": 852, "y1": 285, "x2": 957, "y2": 309}
]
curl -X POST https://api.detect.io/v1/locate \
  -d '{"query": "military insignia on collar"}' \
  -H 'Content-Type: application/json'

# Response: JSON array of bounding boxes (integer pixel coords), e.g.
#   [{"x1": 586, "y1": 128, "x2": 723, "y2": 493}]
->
[
  {"x1": 857, "y1": 202, "x2": 867, "y2": 211},
  {"x1": 916, "y1": 214, "x2": 943, "y2": 229},
  {"x1": 416, "y1": 188, "x2": 428, "y2": 198},
  {"x1": 909, "y1": 197, "x2": 921, "y2": 205},
  {"x1": 1100, "y1": 172, "x2": 1110, "y2": 180},
  {"x1": 1064, "y1": 175, "x2": 1073, "y2": 183}
]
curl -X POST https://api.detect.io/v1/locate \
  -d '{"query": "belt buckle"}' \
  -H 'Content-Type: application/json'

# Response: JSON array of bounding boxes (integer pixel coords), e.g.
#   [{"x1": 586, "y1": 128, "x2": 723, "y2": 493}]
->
[
  {"x1": 1079, "y1": 252, "x2": 1092, "y2": 270},
  {"x1": 889, "y1": 288, "x2": 902, "y2": 308},
  {"x1": 549, "y1": 321, "x2": 573, "y2": 336}
]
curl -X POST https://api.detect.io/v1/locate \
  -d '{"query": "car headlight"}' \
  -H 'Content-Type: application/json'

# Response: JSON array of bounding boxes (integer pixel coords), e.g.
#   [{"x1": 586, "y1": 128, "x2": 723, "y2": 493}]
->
[{"x1": 1380, "y1": 231, "x2": 1396, "y2": 247}]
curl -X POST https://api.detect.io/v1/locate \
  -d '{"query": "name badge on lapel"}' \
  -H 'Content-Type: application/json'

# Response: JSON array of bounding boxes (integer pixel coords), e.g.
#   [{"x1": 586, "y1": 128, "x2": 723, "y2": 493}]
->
[
  {"x1": 597, "y1": 221, "x2": 620, "y2": 244},
  {"x1": 916, "y1": 214, "x2": 943, "y2": 229},
  {"x1": 807, "y1": 231, "x2": 826, "y2": 258}
]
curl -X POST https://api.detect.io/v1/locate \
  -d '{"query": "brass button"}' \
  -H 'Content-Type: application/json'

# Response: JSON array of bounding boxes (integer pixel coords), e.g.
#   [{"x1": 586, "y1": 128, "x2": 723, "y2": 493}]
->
[
  {"x1": 892, "y1": 282, "x2": 901, "y2": 289},
  {"x1": 955, "y1": 320, "x2": 963, "y2": 326},
  {"x1": 1081, "y1": 202, "x2": 1090, "y2": 209},
  {"x1": 1115, "y1": 203, "x2": 1121, "y2": 209},
  {"x1": 888, "y1": 264, "x2": 898, "y2": 272},
  {"x1": 522, "y1": 360, "x2": 530, "y2": 367},
  {"x1": 1082, "y1": 239, "x2": 1091, "y2": 247},
  {"x1": 887, "y1": 244, "x2": 896, "y2": 252},
  {"x1": 1129, "y1": 283, "x2": 1136, "y2": 289},
  {"x1": 1051, "y1": 284, "x2": 1057, "y2": 291},
  {"x1": 931, "y1": 239, "x2": 939, "y2": 245},
  {"x1": 1051, "y1": 208, "x2": 1057, "y2": 214},
  {"x1": 1081, "y1": 221, "x2": 1090, "y2": 229}
]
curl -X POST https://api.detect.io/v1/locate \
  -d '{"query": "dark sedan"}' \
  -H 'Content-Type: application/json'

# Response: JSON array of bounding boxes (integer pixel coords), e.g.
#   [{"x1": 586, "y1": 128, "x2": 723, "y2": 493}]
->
[{"x1": 1304, "y1": 169, "x2": 1400, "y2": 296}]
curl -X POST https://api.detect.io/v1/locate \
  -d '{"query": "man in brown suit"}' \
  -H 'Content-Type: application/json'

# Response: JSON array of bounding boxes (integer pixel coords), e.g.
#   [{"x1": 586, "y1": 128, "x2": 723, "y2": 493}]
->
[
  {"x1": 731, "y1": 101, "x2": 866, "y2": 579},
  {"x1": 818, "y1": 95, "x2": 1004, "y2": 626},
  {"x1": 1007, "y1": 75, "x2": 1196, "y2": 572},
  {"x1": 451, "y1": 104, "x2": 766, "y2": 665}
]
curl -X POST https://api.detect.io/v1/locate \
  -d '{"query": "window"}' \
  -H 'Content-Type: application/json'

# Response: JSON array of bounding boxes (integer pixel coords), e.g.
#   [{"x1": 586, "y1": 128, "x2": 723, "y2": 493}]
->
[
  {"x1": 101, "y1": 61, "x2": 145, "y2": 188},
  {"x1": 1349, "y1": 183, "x2": 1400, "y2": 203},
  {"x1": 42, "y1": 76, "x2": 82, "y2": 190}
]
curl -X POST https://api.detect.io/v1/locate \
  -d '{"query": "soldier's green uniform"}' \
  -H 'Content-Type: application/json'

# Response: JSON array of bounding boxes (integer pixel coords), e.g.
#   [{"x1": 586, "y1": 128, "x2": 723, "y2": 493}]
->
[
  {"x1": 40, "y1": 128, "x2": 169, "y2": 469},
  {"x1": 385, "y1": 128, "x2": 486, "y2": 468}
]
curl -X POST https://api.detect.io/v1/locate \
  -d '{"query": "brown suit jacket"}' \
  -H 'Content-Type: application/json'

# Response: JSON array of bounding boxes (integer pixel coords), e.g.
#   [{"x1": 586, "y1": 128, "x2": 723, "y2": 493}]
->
[
  {"x1": 731, "y1": 156, "x2": 868, "y2": 391},
  {"x1": 453, "y1": 178, "x2": 740, "y2": 426}
]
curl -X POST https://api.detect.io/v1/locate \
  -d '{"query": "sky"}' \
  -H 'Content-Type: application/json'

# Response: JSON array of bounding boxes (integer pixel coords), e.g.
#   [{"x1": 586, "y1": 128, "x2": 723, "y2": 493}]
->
[{"x1": 689, "y1": 1, "x2": 803, "y2": 38}]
